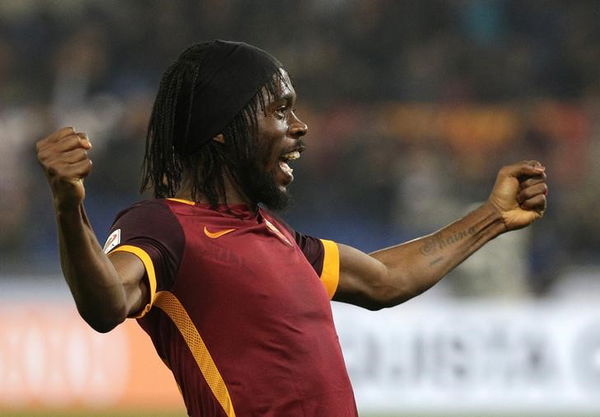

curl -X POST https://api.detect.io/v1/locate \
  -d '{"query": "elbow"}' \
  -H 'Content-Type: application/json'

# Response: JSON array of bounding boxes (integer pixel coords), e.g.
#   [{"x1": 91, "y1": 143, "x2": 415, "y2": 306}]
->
[
  {"x1": 361, "y1": 297, "x2": 404, "y2": 311},
  {"x1": 87, "y1": 318, "x2": 122, "y2": 334},
  {"x1": 362, "y1": 301, "x2": 387, "y2": 312},
  {"x1": 351, "y1": 291, "x2": 400, "y2": 311},
  {"x1": 363, "y1": 282, "x2": 416, "y2": 311},
  {"x1": 78, "y1": 305, "x2": 127, "y2": 333}
]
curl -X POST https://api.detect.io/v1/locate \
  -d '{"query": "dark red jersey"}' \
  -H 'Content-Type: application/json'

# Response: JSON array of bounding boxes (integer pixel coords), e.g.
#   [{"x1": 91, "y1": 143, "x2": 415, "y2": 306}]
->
[{"x1": 104, "y1": 198, "x2": 358, "y2": 417}]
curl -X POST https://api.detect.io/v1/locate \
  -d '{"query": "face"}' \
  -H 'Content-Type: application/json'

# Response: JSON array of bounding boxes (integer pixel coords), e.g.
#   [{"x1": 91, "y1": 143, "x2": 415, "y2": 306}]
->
[{"x1": 238, "y1": 69, "x2": 308, "y2": 210}]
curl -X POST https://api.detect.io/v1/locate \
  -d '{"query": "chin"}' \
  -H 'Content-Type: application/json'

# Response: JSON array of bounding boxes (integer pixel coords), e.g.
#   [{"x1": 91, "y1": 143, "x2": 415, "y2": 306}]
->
[{"x1": 238, "y1": 165, "x2": 292, "y2": 211}]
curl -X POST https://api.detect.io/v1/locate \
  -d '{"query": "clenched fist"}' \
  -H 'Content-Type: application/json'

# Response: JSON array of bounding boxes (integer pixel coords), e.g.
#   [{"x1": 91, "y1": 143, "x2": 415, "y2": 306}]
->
[
  {"x1": 36, "y1": 127, "x2": 93, "y2": 211},
  {"x1": 487, "y1": 160, "x2": 548, "y2": 231}
]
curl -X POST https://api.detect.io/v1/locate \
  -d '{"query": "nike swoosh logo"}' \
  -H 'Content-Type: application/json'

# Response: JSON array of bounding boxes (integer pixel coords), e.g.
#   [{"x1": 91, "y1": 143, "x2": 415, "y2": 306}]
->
[{"x1": 204, "y1": 226, "x2": 236, "y2": 239}]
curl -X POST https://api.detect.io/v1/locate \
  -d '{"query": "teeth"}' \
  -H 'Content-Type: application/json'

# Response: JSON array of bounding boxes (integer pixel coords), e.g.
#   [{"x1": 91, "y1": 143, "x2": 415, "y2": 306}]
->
[
  {"x1": 281, "y1": 151, "x2": 301, "y2": 161},
  {"x1": 279, "y1": 160, "x2": 293, "y2": 175}
]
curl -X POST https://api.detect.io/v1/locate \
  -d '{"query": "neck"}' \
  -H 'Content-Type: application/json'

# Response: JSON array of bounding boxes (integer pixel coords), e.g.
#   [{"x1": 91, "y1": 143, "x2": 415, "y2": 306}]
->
[{"x1": 174, "y1": 173, "x2": 255, "y2": 208}]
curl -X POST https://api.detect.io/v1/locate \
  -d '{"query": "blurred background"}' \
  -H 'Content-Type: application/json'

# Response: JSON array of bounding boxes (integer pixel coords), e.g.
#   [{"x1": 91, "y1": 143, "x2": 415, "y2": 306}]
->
[{"x1": 1, "y1": 0, "x2": 600, "y2": 416}]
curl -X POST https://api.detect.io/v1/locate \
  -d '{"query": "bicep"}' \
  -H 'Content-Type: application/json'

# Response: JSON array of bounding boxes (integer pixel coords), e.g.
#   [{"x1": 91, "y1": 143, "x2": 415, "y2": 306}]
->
[
  {"x1": 333, "y1": 243, "x2": 393, "y2": 310},
  {"x1": 108, "y1": 251, "x2": 149, "y2": 318}
]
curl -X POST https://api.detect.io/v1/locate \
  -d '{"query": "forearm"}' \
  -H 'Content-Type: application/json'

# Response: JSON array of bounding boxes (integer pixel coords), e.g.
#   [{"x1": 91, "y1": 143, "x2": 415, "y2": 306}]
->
[
  {"x1": 370, "y1": 202, "x2": 505, "y2": 304},
  {"x1": 56, "y1": 204, "x2": 127, "y2": 332},
  {"x1": 38, "y1": 127, "x2": 143, "y2": 331},
  {"x1": 335, "y1": 161, "x2": 546, "y2": 310}
]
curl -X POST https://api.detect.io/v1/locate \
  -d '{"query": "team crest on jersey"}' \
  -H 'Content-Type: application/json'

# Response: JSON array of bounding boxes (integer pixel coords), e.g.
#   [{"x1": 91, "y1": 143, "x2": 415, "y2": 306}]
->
[{"x1": 103, "y1": 229, "x2": 121, "y2": 254}]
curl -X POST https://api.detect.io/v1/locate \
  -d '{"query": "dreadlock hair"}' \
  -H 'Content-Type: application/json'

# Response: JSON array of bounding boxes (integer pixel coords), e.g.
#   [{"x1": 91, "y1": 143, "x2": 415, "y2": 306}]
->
[{"x1": 140, "y1": 49, "x2": 287, "y2": 208}]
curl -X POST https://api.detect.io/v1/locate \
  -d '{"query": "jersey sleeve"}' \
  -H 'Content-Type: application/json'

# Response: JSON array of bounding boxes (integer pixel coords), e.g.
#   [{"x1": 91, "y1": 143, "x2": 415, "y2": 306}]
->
[
  {"x1": 293, "y1": 231, "x2": 340, "y2": 299},
  {"x1": 103, "y1": 200, "x2": 184, "y2": 318}
]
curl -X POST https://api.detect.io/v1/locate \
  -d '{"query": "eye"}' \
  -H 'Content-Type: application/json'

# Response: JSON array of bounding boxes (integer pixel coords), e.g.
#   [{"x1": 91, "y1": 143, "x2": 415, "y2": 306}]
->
[{"x1": 274, "y1": 106, "x2": 287, "y2": 119}]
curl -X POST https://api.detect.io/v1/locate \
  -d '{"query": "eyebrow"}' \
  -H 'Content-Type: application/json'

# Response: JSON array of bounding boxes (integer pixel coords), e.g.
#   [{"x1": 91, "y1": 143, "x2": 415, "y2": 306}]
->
[{"x1": 276, "y1": 90, "x2": 295, "y2": 105}]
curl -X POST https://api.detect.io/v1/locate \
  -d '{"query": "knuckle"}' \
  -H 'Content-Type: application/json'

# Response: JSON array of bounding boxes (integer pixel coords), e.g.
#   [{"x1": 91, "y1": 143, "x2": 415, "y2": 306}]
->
[
  {"x1": 37, "y1": 150, "x2": 51, "y2": 162},
  {"x1": 69, "y1": 149, "x2": 84, "y2": 160},
  {"x1": 60, "y1": 127, "x2": 75, "y2": 137}
]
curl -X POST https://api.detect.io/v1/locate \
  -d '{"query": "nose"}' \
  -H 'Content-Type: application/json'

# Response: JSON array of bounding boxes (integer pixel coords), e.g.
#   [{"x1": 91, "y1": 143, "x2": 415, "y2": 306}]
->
[{"x1": 288, "y1": 111, "x2": 308, "y2": 138}]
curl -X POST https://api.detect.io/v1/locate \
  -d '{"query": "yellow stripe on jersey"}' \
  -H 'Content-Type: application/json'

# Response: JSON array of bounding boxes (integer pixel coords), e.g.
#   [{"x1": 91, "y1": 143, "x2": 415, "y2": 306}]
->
[
  {"x1": 319, "y1": 239, "x2": 340, "y2": 299},
  {"x1": 154, "y1": 291, "x2": 237, "y2": 417},
  {"x1": 110, "y1": 245, "x2": 157, "y2": 318},
  {"x1": 167, "y1": 198, "x2": 196, "y2": 206}
]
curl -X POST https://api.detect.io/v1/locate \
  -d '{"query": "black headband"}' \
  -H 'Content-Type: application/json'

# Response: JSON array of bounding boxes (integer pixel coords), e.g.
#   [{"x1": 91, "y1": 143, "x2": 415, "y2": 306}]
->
[{"x1": 172, "y1": 40, "x2": 282, "y2": 154}]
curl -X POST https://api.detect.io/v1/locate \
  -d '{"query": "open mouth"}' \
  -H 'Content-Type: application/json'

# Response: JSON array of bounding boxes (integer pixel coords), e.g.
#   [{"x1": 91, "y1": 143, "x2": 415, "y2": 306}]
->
[{"x1": 278, "y1": 150, "x2": 302, "y2": 184}]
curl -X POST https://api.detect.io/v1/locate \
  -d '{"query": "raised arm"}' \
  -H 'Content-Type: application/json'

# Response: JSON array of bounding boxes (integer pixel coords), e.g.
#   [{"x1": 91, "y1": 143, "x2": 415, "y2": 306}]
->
[
  {"x1": 333, "y1": 161, "x2": 547, "y2": 310},
  {"x1": 37, "y1": 127, "x2": 147, "y2": 332}
]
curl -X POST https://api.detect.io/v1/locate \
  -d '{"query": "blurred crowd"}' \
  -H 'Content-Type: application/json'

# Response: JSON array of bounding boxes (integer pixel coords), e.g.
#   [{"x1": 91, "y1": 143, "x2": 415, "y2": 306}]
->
[{"x1": 1, "y1": 0, "x2": 600, "y2": 297}]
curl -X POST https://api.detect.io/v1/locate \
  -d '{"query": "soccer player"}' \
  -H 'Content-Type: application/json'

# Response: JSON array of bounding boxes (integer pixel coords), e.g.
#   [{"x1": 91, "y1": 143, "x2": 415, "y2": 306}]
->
[{"x1": 36, "y1": 41, "x2": 547, "y2": 416}]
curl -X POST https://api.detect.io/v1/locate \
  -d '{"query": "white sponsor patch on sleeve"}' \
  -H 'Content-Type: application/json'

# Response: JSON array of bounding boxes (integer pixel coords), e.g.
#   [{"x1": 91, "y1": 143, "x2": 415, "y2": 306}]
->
[{"x1": 103, "y1": 229, "x2": 121, "y2": 254}]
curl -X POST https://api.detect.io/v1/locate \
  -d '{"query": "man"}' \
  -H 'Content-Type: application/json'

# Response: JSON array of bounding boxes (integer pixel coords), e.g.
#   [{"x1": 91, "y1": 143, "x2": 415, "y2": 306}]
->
[{"x1": 36, "y1": 41, "x2": 547, "y2": 416}]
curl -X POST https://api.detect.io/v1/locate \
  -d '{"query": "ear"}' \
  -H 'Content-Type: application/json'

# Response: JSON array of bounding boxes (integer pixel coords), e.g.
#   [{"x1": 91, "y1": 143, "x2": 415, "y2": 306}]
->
[{"x1": 212, "y1": 134, "x2": 225, "y2": 144}]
